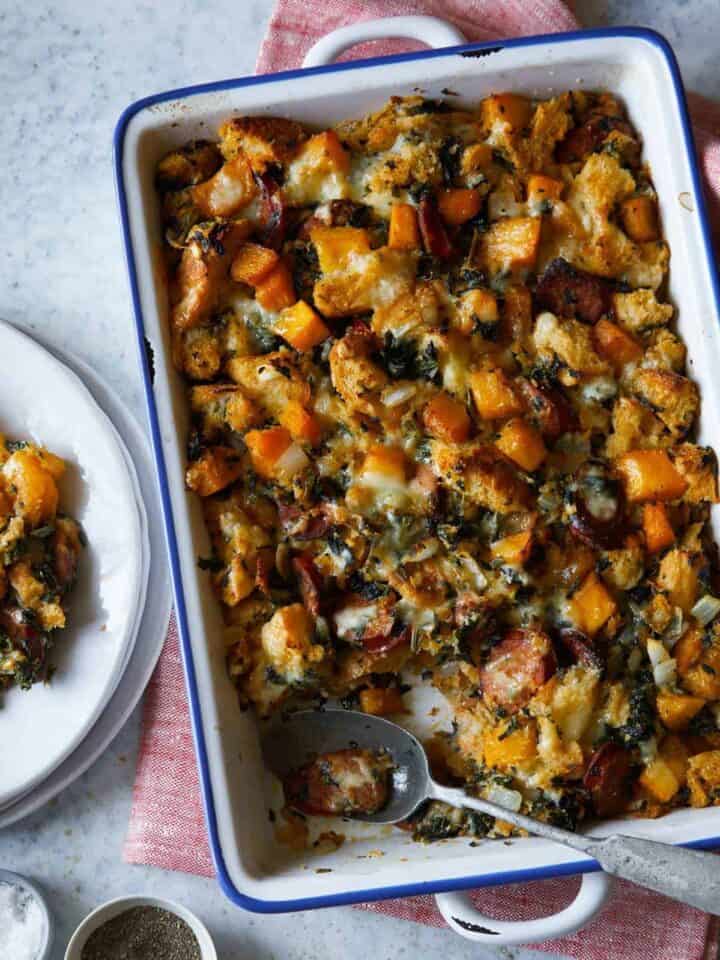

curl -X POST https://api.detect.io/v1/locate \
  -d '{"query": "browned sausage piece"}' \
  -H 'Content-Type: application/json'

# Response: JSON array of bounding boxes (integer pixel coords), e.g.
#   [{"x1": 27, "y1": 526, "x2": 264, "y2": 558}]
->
[
  {"x1": 292, "y1": 552, "x2": 323, "y2": 616},
  {"x1": 277, "y1": 503, "x2": 332, "y2": 541},
  {"x1": 418, "y1": 197, "x2": 452, "y2": 259},
  {"x1": 517, "y1": 379, "x2": 578, "y2": 439},
  {"x1": 534, "y1": 258, "x2": 612, "y2": 325},
  {"x1": 569, "y1": 460, "x2": 626, "y2": 550},
  {"x1": 557, "y1": 628, "x2": 604, "y2": 671},
  {"x1": 255, "y1": 171, "x2": 287, "y2": 250},
  {"x1": 555, "y1": 115, "x2": 633, "y2": 164},
  {"x1": 480, "y1": 628, "x2": 557, "y2": 712},
  {"x1": 283, "y1": 748, "x2": 393, "y2": 816},
  {"x1": 583, "y1": 742, "x2": 635, "y2": 817}
]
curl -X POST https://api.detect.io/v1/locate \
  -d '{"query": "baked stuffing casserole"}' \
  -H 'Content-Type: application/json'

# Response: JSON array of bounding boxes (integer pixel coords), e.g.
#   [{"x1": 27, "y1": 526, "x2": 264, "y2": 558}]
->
[
  {"x1": 0, "y1": 438, "x2": 83, "y2": 691},
  {"x1": 157, "y1": 90, "x2": 720, "y2": 838}
]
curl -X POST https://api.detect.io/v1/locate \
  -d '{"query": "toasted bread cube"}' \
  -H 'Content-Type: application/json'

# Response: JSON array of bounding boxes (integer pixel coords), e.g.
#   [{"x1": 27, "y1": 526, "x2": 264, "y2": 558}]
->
[
  {"x1": 457, "y1": 288, "x2": 499, "y2": 335},
  {"x1": 643, "y1": 502, "x2": 675, "y2": 554},
  {"x1": 388, "y1": 203, "x2": 421, "y2": 250},
  {"x1": 275, "y1": 300, "x2": 330, "y2": 352},
  {"x1": 491, "y1": 530, "x2": 534, "y2": 566},
  {"x1": 192, "y1": 154, "x2": 256, "y2": 217},
  {"x1": 437, "y1": 188, "x2": 482, "y2": 225},
  {"x1": 592, "y1": 319, "x2": 643, "y2": 371},
  {"x1": 3, "y1": 451, "x2": 59, "y2": 526},
  {"x1": 672, "y1": 444, "x2": 719, "y2": 504},
  {"x1": 470, "y1": 368, "x2": 523, "y2": 420},
  {"x1": 218, "y1": 115, "x2": 305, "y2": 170},
  {"x1": 568, "y1": 572, "x2": 617, "y2": 637},
  {"x1": 244, "y1": 427, "x2": 293, "y2": 479},
  {"x1": 526, "y1": 174, "x2": 564, "y2": 210},
  {"x1": 675, "y1": 625, "x2": 703, "y2": 676},
  {"x1": 657, "y1": 691, "x2": 706, "y2": 732},
  {"x1": 185, "y1": 446, "x2": 243, "y2": 497},
  {"x1": 231, "y1": 243, "x2": 279, "y2": 286},
  {"x1": 279, "y1": 400, "x2": 322, "y2": 447},
  {"x1": 311, "y1": 225, "x2": 371, "y2": 273},
  {"x1": 298, "y1": 130, "x2": 350, "y2": 174},
  {"x1": 639, "y1": 757, "x2": 680, "y2": 803},
  {"x1": 254, "y1": 261, "x2": 296, "y2": 312},
  {"x1": 621, "y1": 196, "x2": 659, "y2": 243},
  {"x1": 615, "y1": 450, "x2": 688, "y2": 503},
  {"x1": 479, "y1": 216, "x2": 542, "y2": 276},
  {"x1": 422, "y1": 393, "x2": 471, "y2": 444},
  {"x1": 359, "y1": 687, "x2": 405, "y2": 716},
  {"x1": 687, "y1": 751, "x2": 720, "y2": 807},
  {"x1": 503, "y1": 284, "x2": 533, "y2": 342},
  {"x1": 482, "y1": 93, "x2": 532, "y2": 132},
  {"x1": 461, "y1": 142, "x2": 494, "y2": 178},
  {"x1": 496, "y1": 419, "x2": 547, "y2": 472},
  {"x1": 657, "y1": 548, "x2": 699, "y2": 613}
]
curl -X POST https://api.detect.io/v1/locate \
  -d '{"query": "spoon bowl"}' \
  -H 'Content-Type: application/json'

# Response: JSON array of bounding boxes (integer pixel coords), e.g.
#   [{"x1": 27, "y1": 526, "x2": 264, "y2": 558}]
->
[{"x1": 262, "y1": 708, "x2": 431, "y2": 823}]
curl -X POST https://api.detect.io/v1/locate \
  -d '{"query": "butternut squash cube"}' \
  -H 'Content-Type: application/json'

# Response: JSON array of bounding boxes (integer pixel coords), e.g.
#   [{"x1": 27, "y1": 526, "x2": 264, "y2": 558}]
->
[
  {"x1": 496, "y1": 418, "x2": 547, "y2": 472},
  {"x1": 422, "y1": 392, "x2": 471, "y2": 444},
  {"x1": 244, "y1": 427, "x2": 292, "y2": 479},
  {"x1": 360, "y1": 445, "x2": 407, "y2": 485},
  {"x1": 657, "y1": 691, "x2": 706, "y2": 732},
  {"x1": 592, "y1": 319, "x2": 643, "y2": 371},
  {"x1": 279, "y1": 401, "x2": 322, "y2": 447},
  {"x1": 310, "y1": 225, "x2": 371, "y2": 273},
  {"x1": 675, "y1": 625, "x2": 703, "y2": 676},
  {"x1": 660, "y1": 734, "x2": 689, "y2": 784},
  {"x1": 437, "y1": 188, "x2": 482, "y2": 225},
  {"x1": 568, "y1": 572, "x2": 617, "y2": 637},
  {"x1": 230, "y1": 243, "x2": 279, "y2": 286},
  {"x1": 491, "y1": 529, "x2": 534, "y2": 566},
  {"x1": 621, "y1": 196, "x2": 659, "y2": 243},
  {"x1": 469, "y1": 368, "x2": 523, "y2": 420},
  {"x1": 3, "y1": 450, "x2": 59, "y2": 526},
  {"x1": 275, "y1": 300, "x2": 330, "y2": 352},
  {"x1": 615, "y1": 450, "x2": 688, "y2": 503},
  {"x1": 639, "y1": 757, "x2": 680, "y2": 803},
  {"x1": 192, "y1": 154, "x2": 256, "y2": 218},
  {"x1": 482, "y1": 93, "x2": 532, "y2": 132},
  {"x1": 254, "y1": 261, "x2": 296, "y2": 312},
  {"x1": 643, "y1": 502, "x2": 675, "y2": 555},
  {"x1": 388, "y1": 203, "x2": 420, "y2": 250},
  {"x1": 359, "y1": 686, "x2": 405, "y2": 716},
  {"x1": 483, "y1": 720, "x2": 537, "y2": 768},
  {"x1": 479, "y1": 216, "x2": 542, "y2": 276}
]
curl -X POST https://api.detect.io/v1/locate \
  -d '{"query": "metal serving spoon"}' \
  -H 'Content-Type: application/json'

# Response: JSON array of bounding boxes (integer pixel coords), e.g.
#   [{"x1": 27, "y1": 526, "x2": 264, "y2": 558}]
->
[{"x1": 263, "y1": 708, "x2": 720, "y2": 915}]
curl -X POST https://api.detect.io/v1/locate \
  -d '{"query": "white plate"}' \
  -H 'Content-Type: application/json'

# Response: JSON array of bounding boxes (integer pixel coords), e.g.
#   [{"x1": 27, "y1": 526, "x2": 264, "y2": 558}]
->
[
  {"x1": 0, "y1": 320, "x2": 147, "y2": 806},
  {"x1": 0, "y1": 344, "x2": 172, "y2": 828}
]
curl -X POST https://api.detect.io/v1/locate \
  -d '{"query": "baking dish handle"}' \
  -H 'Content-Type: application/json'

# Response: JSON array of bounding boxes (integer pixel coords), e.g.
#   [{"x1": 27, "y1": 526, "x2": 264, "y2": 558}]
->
[
  {"x1": 302, "y1": 15, "x2": 466, "y2": 68},
  {"x1": 435, "y1": 872, "x2": 612, "y2": 946}
]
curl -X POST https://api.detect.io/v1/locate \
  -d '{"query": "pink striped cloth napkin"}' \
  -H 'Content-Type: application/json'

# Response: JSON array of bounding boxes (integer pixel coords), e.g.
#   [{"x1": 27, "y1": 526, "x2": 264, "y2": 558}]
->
[{"x1": 125, "y1": 2, "x2": 720, "y2": 955}]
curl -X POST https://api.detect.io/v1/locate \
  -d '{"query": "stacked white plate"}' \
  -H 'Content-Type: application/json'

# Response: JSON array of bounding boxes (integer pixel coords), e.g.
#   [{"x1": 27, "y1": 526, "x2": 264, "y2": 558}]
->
[{"x1": 0, "y1": 320, "x2": 172, "y2": 825}]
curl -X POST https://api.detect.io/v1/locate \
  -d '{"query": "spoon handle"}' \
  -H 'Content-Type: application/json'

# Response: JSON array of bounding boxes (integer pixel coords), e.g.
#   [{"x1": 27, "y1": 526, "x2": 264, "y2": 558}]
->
[{"x1": 430, "y1": 782, "x2": 720, "y2": 915}]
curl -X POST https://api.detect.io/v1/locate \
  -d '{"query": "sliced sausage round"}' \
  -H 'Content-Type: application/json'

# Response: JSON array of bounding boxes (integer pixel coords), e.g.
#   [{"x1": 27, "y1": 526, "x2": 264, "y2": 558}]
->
[
  {"x1": 283, "y1": 748, "x2": 392, "y2": 816},
  {"x1": 570, "y1": 460, "x2": 625, "y2": 550},
  {"x1": 479, "y1": 628, "x2": 557, "y2": 712},
  {"x1": 557, "y1": 628, "x2": 604, "y2": 671},
  {"x1": 518, "y1": 379, "x2": 578, "y2": 439},
  {"x1": 292, "y1": 552, "x2": 323, "y2": 616},
  {"x1": 583, "y1": 742, "x2": 634, "y2": 817}
]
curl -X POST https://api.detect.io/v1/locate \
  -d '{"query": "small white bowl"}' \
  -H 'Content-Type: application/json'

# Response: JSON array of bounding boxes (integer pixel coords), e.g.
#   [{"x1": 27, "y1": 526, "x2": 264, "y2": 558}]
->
[
  {"x1": 0, "y1": 869, "x2": 54, "y2": 960},
  {"x1": 64, "y1": 895, "x2": 217, "y2": 960}
]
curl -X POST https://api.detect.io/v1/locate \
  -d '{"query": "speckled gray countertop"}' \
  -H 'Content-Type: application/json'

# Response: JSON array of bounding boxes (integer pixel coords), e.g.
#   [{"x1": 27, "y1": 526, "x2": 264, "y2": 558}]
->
[{"x1": 0, "y1": 2, "x2": 718, "y2": 958}]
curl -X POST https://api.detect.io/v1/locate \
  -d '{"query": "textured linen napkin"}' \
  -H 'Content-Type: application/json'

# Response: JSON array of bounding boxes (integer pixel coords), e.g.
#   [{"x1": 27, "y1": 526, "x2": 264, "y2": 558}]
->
[{"x1": 125, "y1": 3, "x2": 720, "y2": 955}]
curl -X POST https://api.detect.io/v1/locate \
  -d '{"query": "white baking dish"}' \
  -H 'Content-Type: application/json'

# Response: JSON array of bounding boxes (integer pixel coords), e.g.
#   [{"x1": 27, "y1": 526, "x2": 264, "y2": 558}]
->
[{"x1": 115, "y1": 18, "x2": 720, "y2": 943}]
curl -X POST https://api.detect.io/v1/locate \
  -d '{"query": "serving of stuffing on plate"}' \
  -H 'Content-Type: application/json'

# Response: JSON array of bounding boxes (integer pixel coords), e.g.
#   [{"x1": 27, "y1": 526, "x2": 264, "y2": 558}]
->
[
  {"x1": 156, "y1": 89, "x2": 720, "y2": 838},
  {"x1": 0, "y1": 438, "x2": 83, "y2": 691}
]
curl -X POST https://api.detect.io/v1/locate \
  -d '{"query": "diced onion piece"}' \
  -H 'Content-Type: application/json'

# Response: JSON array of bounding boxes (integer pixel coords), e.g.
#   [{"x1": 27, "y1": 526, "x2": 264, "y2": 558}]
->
[
  {"x1": 382, "y1": 383, "x2": 417, "y2": 408},
  {"x1": 486, "y1": 784, "x2": 523, "y2": 813},
  {"x1": 274, "y1": 442, "x2": 309, "y2": 477},
  {"x1": 653, "y1": 658, "x2": 677, "y2": 688},
  {"x1": 646, "y1": 637, "x2": 665, "y2": 668},
  {"x1": 691, "y1": 595, "x2": 720, "y2": 627}
]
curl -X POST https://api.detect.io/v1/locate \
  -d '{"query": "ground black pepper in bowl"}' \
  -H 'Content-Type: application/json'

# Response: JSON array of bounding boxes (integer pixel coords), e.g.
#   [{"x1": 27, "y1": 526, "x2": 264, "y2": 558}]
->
[{"x1": 80, "y1": 905, "x2": 202, "y2": 960}]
